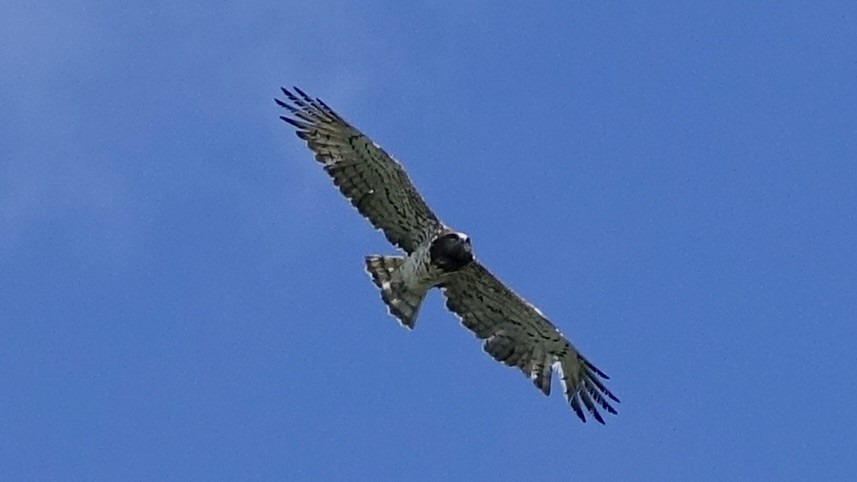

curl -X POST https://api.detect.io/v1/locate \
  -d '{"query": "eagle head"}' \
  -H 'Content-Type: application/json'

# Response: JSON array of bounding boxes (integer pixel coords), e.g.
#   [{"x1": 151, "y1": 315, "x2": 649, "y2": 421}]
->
[{"x1": 429, "y1": 231, "x2": 473, "y2": 272}]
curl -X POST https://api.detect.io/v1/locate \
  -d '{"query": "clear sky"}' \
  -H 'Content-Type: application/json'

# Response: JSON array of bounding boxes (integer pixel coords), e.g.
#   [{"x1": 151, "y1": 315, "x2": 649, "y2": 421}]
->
[{"x1": 2, "y1": 2, "x2": 856, "y2": 480}]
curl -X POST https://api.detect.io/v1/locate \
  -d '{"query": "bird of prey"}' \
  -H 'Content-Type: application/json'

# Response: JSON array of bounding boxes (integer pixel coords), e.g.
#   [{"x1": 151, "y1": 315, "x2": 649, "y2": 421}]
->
[{"x1": 276, "y1": 87, "x2": 619, "y2": 423}]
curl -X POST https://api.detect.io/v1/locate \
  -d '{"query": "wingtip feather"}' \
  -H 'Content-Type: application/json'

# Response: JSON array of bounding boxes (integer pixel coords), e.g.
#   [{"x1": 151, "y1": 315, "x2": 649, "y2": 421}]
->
[
  {"x1": 293, "y1": 86, "x2": 311, "y2": 102},
  {"x1": 533, "y1": 376, "x2": 551, "y2": 396},
  {"x1": 570, "y1": 396, "x2": 586, "y2": 423}
]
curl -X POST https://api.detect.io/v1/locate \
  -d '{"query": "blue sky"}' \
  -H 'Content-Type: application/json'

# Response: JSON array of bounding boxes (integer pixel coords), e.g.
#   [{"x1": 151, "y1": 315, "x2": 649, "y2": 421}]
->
[{"x1": 2, "y1": 1, "x2": 856, "y2": 480}]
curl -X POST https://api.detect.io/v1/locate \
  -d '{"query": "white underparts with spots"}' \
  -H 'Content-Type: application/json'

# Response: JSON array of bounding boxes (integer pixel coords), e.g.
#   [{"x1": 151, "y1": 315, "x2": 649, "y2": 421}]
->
[{"x1": 398, "y1": 241, "x2": 440, "y2": 292}]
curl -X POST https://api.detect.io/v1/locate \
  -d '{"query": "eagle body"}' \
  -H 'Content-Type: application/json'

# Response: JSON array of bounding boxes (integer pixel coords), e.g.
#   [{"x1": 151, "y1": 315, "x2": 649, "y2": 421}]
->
[
  {"x1": 276, "y1": 87, "x2": 620, "y2": 423},
  {"x1": 366, "y1": 228, "x2": 472, "y2": 328}
]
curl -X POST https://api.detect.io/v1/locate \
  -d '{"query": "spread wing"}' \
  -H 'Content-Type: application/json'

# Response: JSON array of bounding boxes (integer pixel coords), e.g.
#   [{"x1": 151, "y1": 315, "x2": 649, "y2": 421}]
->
[
  {"x1": 276, "y1": 87, "x2": 442, "y2": 253},
  {"x1": 441, "y1": 261, "x2": 620, "y2": 423}
]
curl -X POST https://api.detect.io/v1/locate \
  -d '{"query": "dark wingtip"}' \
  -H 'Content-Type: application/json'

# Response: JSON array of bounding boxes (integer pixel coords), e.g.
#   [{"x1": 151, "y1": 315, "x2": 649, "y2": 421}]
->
[
  {"x1": 293, "y1": 86, "x2": 310, "y2": 100},
  {"x1": 533, "y1": 377, "x2": 551, "y2": 396},
  {"x1": 586, "y1": 405, "x2": 606, "y2": 425},
  {"x1": 283, "y1": 116, "x2": 310, "y2": 130},
  {"x1": 282, "y1": 87, "x2": 301, "y2": 103},
  {"x1": 570, "y1": 396, "x2": 586, "y2": 423},
  {"x1": 582, "y1": 356, "x2": 610, "y2": 379},
  {"x1": 281, "y1": 87, "x2": 299, "y2": 102}
]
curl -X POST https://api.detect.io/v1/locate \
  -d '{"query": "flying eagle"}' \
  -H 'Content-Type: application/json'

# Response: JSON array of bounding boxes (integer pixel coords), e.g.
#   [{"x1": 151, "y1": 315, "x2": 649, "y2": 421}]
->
[{"x1": 276, "y1": 87, "x2": 619, "y2": 423}]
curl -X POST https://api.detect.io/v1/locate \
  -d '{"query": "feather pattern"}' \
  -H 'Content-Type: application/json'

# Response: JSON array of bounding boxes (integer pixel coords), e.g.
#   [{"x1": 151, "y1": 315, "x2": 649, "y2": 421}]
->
[
  {"x1": 276, "y1": 87, "x2": 442, "y2": 253},
  {"x1": 441, "y1": 262, "x2": 620, "y2": 423}
]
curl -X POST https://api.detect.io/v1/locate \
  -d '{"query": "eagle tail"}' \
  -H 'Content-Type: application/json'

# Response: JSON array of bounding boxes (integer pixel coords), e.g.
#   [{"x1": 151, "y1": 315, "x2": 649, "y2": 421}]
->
[{"x1": 365, "y1": 255, "x2": 426, "y2": 329}]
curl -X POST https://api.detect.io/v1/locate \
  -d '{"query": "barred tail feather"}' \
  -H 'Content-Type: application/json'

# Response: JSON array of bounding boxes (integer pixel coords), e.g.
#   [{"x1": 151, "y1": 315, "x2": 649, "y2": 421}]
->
[{"x1": 365, "y1": 255, "x2": 427, "y2": 329}]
